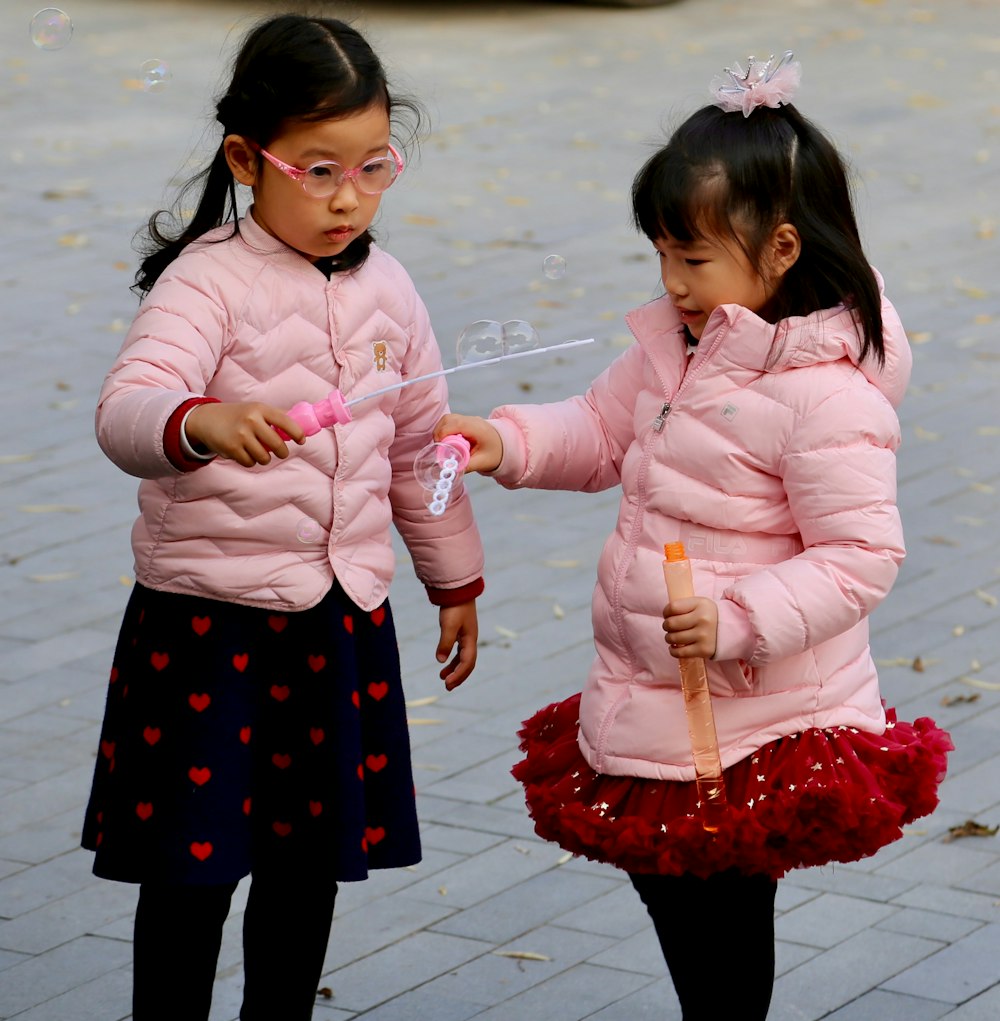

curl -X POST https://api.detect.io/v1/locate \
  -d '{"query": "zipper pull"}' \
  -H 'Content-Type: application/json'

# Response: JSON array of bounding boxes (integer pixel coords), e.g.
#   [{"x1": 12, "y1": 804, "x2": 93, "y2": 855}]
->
[{"x1": 653, "y1": 402, "x2": 671, "y2": 432}]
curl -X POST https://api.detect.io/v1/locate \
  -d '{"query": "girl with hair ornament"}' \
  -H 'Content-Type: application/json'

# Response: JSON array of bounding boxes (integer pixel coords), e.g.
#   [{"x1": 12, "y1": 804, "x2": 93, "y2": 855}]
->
[
  {"x1": 437, "y1": 50, "x2": 951, "y2": 1020},
  {"x1": 82, "y1": 14, "x2": 483, "y2": 1020}
]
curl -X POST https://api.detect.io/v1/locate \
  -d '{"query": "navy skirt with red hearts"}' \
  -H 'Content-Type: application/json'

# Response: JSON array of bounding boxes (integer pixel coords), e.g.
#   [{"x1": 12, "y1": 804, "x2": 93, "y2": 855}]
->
[{"x1": 81, "y1": 581, "x2": 421, "y2": 885}]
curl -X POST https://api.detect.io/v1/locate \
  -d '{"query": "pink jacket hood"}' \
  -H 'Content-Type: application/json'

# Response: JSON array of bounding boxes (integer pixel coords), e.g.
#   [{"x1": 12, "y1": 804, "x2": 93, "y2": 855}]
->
[
  {"x1": 489, "y1": 276, "x2": 911, "y2": 780},
  {"x1": 97, "y1": 214, "x2": 483, "y2": 612}
]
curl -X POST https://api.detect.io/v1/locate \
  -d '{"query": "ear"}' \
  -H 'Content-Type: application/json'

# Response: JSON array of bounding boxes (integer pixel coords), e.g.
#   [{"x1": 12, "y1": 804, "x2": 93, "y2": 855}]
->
[
  {"x1": 223, "y1": 134, "x2": 258, "y2": 187},
  {"x1": 769, "y1": 222, "x2": 801, "y2": 278}
]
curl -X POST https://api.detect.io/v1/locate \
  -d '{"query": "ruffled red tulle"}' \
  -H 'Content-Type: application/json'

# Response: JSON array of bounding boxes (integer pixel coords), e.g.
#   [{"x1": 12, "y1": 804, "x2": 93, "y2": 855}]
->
[{"x1": 512, "y1": 693, "x2": 952, "y2": 880}]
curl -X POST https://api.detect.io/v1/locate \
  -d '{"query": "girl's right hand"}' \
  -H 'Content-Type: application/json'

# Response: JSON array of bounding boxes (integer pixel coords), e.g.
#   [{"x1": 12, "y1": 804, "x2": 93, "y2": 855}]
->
[
  {"x1": 434, "y1": 414, "x2": 503, "y2": 473},
  {"x1": 185, "y1": 402, "x2": 306, "y2": 467}
]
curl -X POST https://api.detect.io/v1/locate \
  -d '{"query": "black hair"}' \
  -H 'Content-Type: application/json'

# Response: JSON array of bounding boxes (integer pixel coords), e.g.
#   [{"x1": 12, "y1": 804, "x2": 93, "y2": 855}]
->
[
  {"x1": 631, "y1": 102, "x2": 884, "y2": 365},
  {"x1": 133, "y1": 14, "x2": 423, "y2": 296}
]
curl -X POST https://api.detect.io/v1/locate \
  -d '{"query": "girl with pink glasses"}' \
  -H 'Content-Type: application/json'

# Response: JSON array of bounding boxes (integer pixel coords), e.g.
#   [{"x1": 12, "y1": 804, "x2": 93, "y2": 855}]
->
[{"x1": 82, "y1": 14, "x2": 483, "y2": 1020}]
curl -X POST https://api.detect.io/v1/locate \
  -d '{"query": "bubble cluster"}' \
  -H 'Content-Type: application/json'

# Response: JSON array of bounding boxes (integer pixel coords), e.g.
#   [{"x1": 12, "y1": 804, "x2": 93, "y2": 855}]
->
[
  {"x1": 29, "y1": 8, "x2": 73, "y2": 50},
  {"x1": 140, "y1": 59, "x2": 172, "y2": 92},
  {"x1": 455, "y1": 319, "x2": 540, "y2": 365},
  {"x1": 413, "y1": 439, "x2": 468, "y2": 517},
  {"x1": 543, "y1": 254, "x2": 567, "y2": 280},
  {"x1": 295, "y1": 518, "x2": 324, "y2": 544}
]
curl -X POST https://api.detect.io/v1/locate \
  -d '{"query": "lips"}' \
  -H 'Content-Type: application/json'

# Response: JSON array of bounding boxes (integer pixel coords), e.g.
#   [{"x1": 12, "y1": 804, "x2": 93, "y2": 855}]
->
[
  {"x1": 674, "y1": 306, "x2": 701, "y2": 324},
  {"x1": 325, "y1": 227, "x2": 353, "y2": 242}
]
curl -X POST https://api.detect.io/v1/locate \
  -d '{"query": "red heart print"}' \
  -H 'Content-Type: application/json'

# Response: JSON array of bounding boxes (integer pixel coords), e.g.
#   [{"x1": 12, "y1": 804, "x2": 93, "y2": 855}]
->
[
  {"x1": 191, "y1": 616, "x2": 211, "y2": 636},
  {"x1": 351, "y1": 690, "x2": 360, "y2": 709},
  {"x1": 188, "y1": 766, "x2": 211, "y2": 786},
  {"x1": 190, "y1": 841, "x2": 213, "y2": 861},
  {"x1": 367, "y1": 681, "x2": 389, "y2": 702},
  {"x1": 307, "y1": 654, "x2": 326, "y2": 673},
  {"x1": 272, "y1": 821, "x2": 292, "y2": 837},
  {"x1": 343, "y1": 615, "x2": 354, "y2": 634},
  {"x1": 188, "y1": 693, "x2": 211, "y2": 712},
  {"x1": 96, "y1": 812, "x2": 103, "y2": 824},
  {"x1": 365, "y1": 753, "x2": 388, "y2": 773},
  {"x1": 270, "y1": 684, "x2": 290, "y2": 702},
  {"x1": 243, "y1": 797, "x2": 251, "y2": 816},
  {"x1": 232, "y1": 653, "x2": 249, "y2": 673},
  {"x1": 95, "y1": 832, "x2": 103, "y2": 846},
  {"x1": 309, "y1": 727, "x2": 325, "y2": 746},
  {"x1": 150, "y1": 652, "x2": 169, "y2": 672},
  {"x1": 365, "y1": 826, "x2": 386, "y2": 846},
  {"x1": 100, "y1": 740, "x2": 115, "y2": 759},
  {"x1": 109, "y1": 667, "x2": 119, "y2": 684},
  {"x1": 142, "y1": 726, "x2": 161, "y2": 746},
  {"x1": 309, "y1": 801, "x2": 323, "y2": 817},
  {"x1": 361, "y1": 836, "x2": 368, "y2": 852},
  {"x1": 357, "y1": 763, "x2": 364, "y2": 781},
  {"x1": 272, "y1": 753, "x2": 292, "y2": 770},
  {"x1": 135, "y1": 802, "x2": 153, "y2": 821},
  {"x1": 371, "y1": 606, "x2": 386, "y2": 627},
  {"x1": 268, "y1": 615, "x2": 288, "y2": 633}
]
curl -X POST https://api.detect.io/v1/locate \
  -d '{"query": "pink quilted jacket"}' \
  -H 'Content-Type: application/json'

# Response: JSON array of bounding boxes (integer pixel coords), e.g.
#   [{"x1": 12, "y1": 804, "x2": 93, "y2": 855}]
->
[
  {"x1": 97, "y1": 214, "x2": 484, "y2": 612},
  {"x1": 488, "y1": 278, "x2": 911, "y2": 780}
]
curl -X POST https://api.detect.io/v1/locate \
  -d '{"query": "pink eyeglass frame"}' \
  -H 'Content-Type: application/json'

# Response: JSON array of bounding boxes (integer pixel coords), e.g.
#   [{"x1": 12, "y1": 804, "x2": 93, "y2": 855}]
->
[{"x1": 248, "y1": 141, "x2": 405, "y2": 195}]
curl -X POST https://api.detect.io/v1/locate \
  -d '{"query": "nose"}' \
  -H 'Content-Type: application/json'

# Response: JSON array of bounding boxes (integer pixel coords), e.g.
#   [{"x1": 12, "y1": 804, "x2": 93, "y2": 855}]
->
[
  {"x1": 328, "y1": 178, "x2": 360, "y2": 212},
  {"x1": 660, "y1": 256, "x2": 687, "y2": 299}
]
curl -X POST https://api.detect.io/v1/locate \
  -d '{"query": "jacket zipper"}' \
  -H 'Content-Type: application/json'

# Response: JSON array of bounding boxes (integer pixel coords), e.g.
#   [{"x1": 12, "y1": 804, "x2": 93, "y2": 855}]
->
[{"x1": 652, "y1": 402, "x2": 671, "y2": 432}]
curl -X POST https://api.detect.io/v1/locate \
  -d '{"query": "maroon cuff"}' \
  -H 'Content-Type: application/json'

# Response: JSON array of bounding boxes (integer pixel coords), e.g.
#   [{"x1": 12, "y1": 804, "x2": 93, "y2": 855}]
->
[
  {"x1": 425, "y1": 577, "x2": 484, "y2": 607},
  {"x1": 164, "y1": 397, "x2": 221, "y2": 471}
]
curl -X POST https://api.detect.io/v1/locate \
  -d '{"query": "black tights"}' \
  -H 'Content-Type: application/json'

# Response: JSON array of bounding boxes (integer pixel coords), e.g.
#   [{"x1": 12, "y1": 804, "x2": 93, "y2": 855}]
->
[
  {"x1": 133, "y1": 870, "x2": 338, "y2": 1021},
  {"x1": 630, "y1": 869, "x2": 777, "y2": 1021}
]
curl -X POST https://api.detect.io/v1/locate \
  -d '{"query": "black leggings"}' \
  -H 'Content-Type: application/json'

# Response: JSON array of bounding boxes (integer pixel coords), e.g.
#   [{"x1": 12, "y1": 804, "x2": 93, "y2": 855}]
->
[
  {"x1": 133, "y1": 870, "x2": 338, "y2": 1021},
  {"x1": 630, "y1": 869, "x2": 777, "y2": 1021}
]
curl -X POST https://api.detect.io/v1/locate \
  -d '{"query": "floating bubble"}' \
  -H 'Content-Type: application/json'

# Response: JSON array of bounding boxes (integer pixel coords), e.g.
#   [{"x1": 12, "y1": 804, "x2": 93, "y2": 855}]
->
[
  {"x1": 30, "y1": 8, "x2": 73, "y2": 50},
  {"x1": 543, "y1": 254, "x2": 567, "y2": 280},
  {"x1": 295, "y1": 518, "x2": 324, "y2": 544},
  {"x1": 413, "y1": 441, "x2": 466, "y2": 492},
  {"x1": 456, "y1": 319, "x2": 503, "y2": 365},
  {"x1": 140, "y1": 59, "x2": 172, "y2": 92},
  {"x1": 500, "y1": 319, "x2": 540, "y2": 354}
]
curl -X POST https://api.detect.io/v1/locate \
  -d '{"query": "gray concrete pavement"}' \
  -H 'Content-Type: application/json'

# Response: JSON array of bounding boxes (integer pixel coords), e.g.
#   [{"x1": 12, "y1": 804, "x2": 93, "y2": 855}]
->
[{"x1": 1, "y1": 0, "x2": 999, "y2": 1017}]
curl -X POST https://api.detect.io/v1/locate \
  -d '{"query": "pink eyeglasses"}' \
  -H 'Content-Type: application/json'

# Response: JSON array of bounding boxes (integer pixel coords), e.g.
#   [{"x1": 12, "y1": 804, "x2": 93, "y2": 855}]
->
[{"x1": 248, "y1": 141, "x2": 404, "y2": 197}]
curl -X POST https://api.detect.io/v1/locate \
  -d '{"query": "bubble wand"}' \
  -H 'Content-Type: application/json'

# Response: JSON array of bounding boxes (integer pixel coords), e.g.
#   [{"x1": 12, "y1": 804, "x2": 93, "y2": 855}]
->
[
  {"x1": 662, "y1": 541, "x2": 728, "y2": 833},
  {"x1": 276, "y1": 337, "x2": 595, "y2": 434}
]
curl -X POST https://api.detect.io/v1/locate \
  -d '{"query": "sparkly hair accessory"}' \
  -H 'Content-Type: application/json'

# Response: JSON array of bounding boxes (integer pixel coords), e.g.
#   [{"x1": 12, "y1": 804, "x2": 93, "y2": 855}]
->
[{"x1": 710, "y1": 50, "x2": 801, "y2": 118}]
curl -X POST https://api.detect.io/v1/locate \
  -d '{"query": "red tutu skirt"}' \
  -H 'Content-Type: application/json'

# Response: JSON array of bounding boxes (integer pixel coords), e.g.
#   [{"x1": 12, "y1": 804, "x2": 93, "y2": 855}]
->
[{"x1": 513, "y1": 693, "x2": 952, "y2": 880}]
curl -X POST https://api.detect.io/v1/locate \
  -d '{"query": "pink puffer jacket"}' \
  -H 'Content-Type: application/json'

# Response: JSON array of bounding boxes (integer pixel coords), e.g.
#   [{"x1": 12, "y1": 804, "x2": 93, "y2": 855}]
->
[
  {"x1": 488, "y1": 277, "x2": 911, "y2": 780},
  {"x1": 97, "y1": 214, "x2": 483, "y2": 612}
]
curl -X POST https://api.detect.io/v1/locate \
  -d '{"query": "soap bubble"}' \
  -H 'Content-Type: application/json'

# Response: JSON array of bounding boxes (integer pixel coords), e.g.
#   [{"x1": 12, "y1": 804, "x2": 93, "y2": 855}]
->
[
  {"x1": 29, "y1": 8, "x2": 73, "y2": 50},
  {"x1": 295, "y1": 518, "x2": 324, "y2": 544},
  {"x1": 456, "y1": 319, "x2": 503, "y2": 365},
  {"x1": 500, "y1": 319, "x2": 539, "y2": 355},
  {"x1": 413, "y1": 440, "x2": 466, "y2": 492},
  {"x1": 543, "y1": 254, "x2": 567, "y2": 280},
  {"x1": 140, "y1": 59, "x2": 172, "y2": 92}
]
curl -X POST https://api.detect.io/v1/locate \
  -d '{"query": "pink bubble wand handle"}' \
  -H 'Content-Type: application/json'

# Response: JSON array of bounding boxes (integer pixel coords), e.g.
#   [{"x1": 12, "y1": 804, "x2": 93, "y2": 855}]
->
[{"x1": 663, "y1": 541, "x2": 728, "y2": 833}]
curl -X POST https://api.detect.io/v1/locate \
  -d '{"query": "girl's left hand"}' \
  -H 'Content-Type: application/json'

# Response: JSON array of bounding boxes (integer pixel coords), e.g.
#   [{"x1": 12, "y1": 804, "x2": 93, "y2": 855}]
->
[
  {"x1": 436, "y1": 600, "x2": 479, "y2": 690},
  {"x1": 663, "y1": 596, "x2": 719, "y2": 660}
]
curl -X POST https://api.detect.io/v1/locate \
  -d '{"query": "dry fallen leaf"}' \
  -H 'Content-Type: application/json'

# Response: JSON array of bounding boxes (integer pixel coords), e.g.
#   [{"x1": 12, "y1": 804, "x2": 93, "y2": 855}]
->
[
  {"x1": 407, "y1": 717, "x2": 445, "y2": 726},
  {"x1": 553, "y1": 603, "x2": 565, "y2": 619},
  {"x1": 405, "y1": 695, "x2": 440, "y2": 708},
  {"x1": 495, "y1": 626, "x2": 519, "y2": 639},
  {"x1": 960, "y1": 677, "x2": 1000, "y2": 691},
  {"x1": 953, "y1": 625, "x2": 966, "y2": 637},
  {"x1": 316, "y1": 988, "x2": 333, "y2": 1000},
  {"x1": 943, "y1": 819, "x2": 998, "y2": 843},
  {"x1": 543, "y1": 559, "x2": 580, "y2": 569},
  {"x1": 941, "y1": 692, "x2": 980, "y2": 707},
  {"x1": 975, "y1": 589, "x2": 998, "y2": 607},
  {"x1": 556, "y1": 852, "x2": 573, "y2": 865},
  {"x1": 912, "y1": 656, "x2": 925, "y2": 673},
  {"x1": 494, "y1": 951, "x2": 551, "y2": 962}
]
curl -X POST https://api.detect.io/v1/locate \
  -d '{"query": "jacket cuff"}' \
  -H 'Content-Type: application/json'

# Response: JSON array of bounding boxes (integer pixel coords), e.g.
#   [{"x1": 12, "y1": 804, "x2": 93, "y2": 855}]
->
[
  {"x1": 713, "y1": 597, "x2": 757, "y2": 662},
  {"x1": 164, "y1": 397, "x2": 220, "y2": 471},
  {"x1": 425, "y1": 577, "x2": 484, "y2": 607},
  {"x1": 485, "y1": 415, "x2": 528, "y2": 485}
]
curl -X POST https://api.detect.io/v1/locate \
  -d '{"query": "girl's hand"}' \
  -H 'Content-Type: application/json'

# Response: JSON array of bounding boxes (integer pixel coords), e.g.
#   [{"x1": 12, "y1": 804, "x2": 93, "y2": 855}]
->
[
  {"x1": 436, "y1": 600, "x2": 479, "y2": 690},
  {"x1": 434, "y1": 414, "x2": 503, "y2": 473},
  {"x1": 185, "y1": 402, "x2": 306, "y2": 467},
  {"x1": 663, "y1": 596, "x2": 719, "y2": 660}
]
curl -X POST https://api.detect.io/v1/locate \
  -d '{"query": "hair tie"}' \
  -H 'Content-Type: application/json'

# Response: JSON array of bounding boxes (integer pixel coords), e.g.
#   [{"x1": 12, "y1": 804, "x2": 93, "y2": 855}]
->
[{"x1": 710, "y1": 50, "x2": 801, "y2": 118}]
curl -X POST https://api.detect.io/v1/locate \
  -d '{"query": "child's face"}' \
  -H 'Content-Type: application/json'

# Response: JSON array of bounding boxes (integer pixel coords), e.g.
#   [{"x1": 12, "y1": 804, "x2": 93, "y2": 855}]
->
[
  {"x1": 234, "y1": 104, "x2": 392, "y2": 262},
  {"x1": 653, "y1": 229, "x2": 776, "y2": 341}
]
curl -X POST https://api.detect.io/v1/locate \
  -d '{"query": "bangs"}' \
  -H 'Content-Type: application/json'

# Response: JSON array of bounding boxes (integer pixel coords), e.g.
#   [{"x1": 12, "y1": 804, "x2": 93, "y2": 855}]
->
[{"x1": 632, "y1": 151, "x2": 731, "y2": 245}]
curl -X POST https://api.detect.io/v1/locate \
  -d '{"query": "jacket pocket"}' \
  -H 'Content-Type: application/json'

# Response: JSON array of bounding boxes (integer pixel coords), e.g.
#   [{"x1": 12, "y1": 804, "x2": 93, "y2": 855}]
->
[{"x1": 710, "y1": 658, "x2": 754, "y2": 697}]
